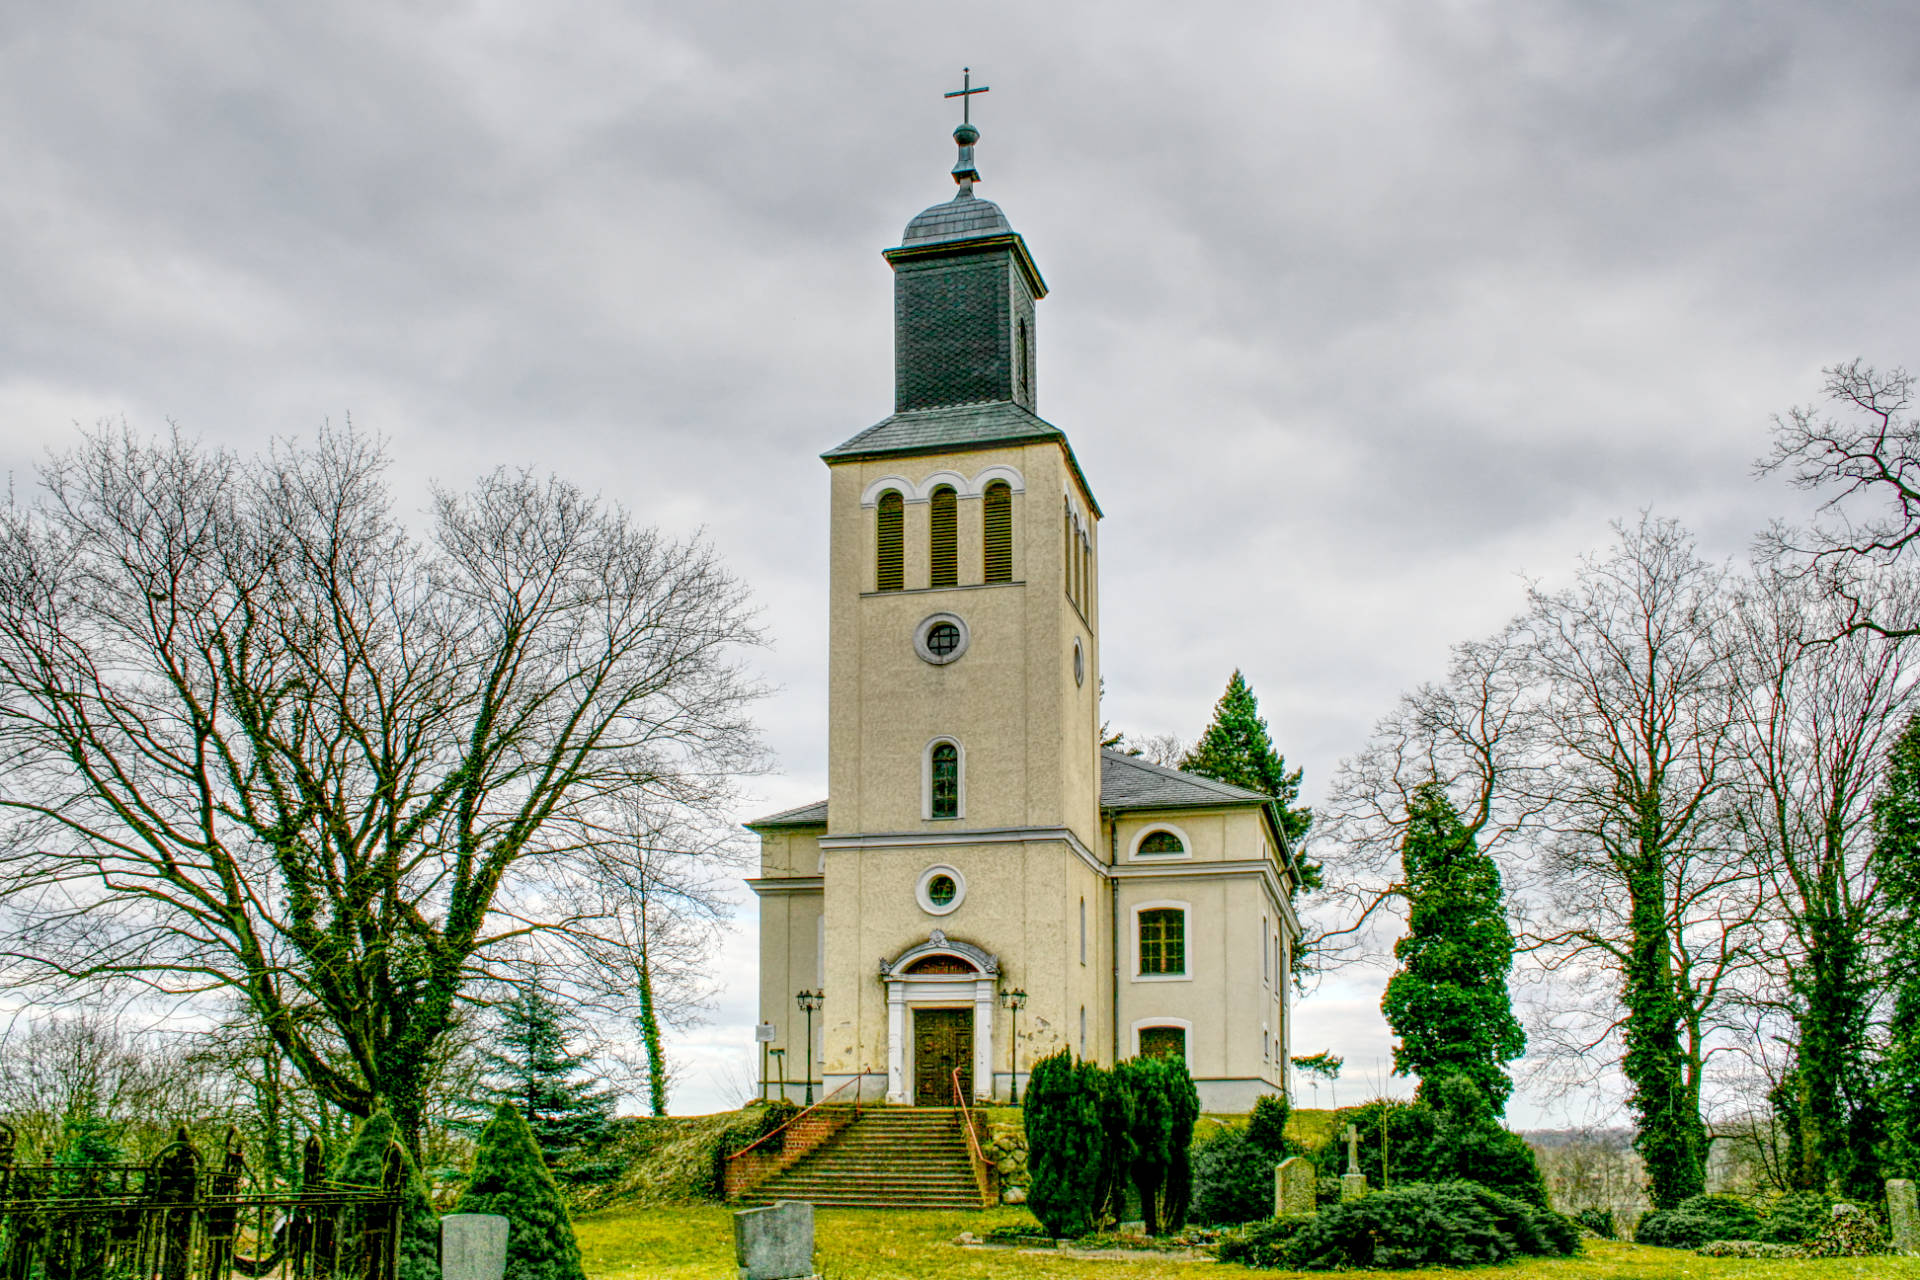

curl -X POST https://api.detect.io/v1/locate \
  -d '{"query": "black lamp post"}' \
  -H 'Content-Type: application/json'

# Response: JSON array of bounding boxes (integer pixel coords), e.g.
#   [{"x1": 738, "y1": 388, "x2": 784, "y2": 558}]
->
[
  {"x1": 1000, "y1": 987, "x2": 1028, "y2": 1104},
  {"x1": 796, "y1": 989, "x2": 824, "y2": 1104}
]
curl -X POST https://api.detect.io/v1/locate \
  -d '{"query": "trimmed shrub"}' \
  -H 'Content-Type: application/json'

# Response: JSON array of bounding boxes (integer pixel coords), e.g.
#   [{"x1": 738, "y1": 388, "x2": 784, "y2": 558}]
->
[
  {"x1": 1758, "y1": 1190, "x2": 1841, "y2": 1245},
  {"x1": 334, "y1": 1111, "x2": 439, "y2": 1280},
  {"x1": 1092, "y1": 1063, "x2": 1135, "y2": 1226},
  {"x1": 1024, "y1": 1050, "x2": 1106, "y2": 1239},
  {"x1": 1274, "y1": 1181, "x2": 1573, "y2": 1271},
  {"x1": 1115, "y1": 1053, "x2": 1201, "y2": 1235},
  {"x1": 1190, "y1": 1130, "x2": 1276, "y2": 1226},
  {"x1": 1216, "y1": 1214, "x2": 1315, "y2": 1268},
  {"x1": 1244, "y1": 1094, "x2": 1292, "y2": 1158},
  {"x1": 1635, "y1": 1193, "x2": 1763, "y2": 1249},
  {"x1": 453, "y1": 1102, "x2": 586, "y2": 1280},
  {"x1": 1575, "y1": 1206, "x2": 1616, "y2": 1239},
  {"x1": 1285, "y1": 1182, "x2": 1517, "y2": 1270}
]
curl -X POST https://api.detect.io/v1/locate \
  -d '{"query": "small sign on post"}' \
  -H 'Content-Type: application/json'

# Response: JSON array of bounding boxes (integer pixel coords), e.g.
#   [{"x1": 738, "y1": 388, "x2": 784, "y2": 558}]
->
[{"x1": 756, "y1": 1022, "x2": 777, "y2": 1101}]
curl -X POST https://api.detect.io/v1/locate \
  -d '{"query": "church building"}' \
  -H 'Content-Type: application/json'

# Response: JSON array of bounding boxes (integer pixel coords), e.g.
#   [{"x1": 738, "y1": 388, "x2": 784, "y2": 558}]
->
[{"x1": 748, "y1": 96, "x2": 1304, "y2": 1114}]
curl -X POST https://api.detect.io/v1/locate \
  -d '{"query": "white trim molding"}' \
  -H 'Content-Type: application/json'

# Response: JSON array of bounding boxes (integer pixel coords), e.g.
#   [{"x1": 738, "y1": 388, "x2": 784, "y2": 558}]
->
[
  {"x1": 922, "y1": 736, "x2": 966, "y2": 820},
  {"x1": 919, "y1": 472, "x2": 969, "y2": 502},
  {"x1": 916, "y1": 864, "x2": 967, "y2": 916},
  {"x1": 1128, "y1": 821, "x2": 1194, "y2": 861},
  {"x1": 1130, "y1": 899, "x2": 1192, "y2": 982},
  {"x1": 819, "y1": 824, "x2": 1107, "y2": 878},
  {"x1": 970, "y1": 464, "x2": 1025, "y2": 495},
  {"x1": 1129, "y1": 1016, "x2": 1195, "y2": 1056},
  {"x1": 861, "y1": 476, "x2": 916, "y2": 507},
  {"x1": 745, "y1": 876, "x2": 825, "y2": 896}
]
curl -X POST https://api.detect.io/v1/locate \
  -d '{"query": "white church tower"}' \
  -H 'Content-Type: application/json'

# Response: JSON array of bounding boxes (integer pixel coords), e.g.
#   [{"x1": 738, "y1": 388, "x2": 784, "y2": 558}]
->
[{"x1": 747, "y1": 83, "x2": 1302, "y2": 1112}]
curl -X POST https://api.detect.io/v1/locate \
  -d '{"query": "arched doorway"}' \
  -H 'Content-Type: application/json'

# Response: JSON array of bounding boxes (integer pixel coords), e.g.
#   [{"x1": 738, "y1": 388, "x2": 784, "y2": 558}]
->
[{"x1": 879, "y1": 930, "x2": 1000, "y2": 1105}]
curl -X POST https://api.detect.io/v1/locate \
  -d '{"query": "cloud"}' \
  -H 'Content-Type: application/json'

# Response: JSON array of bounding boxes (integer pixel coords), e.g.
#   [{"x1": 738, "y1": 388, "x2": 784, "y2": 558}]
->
[{"x1": 4, "y1": 0, "x2": 1916, "y2": 1117}]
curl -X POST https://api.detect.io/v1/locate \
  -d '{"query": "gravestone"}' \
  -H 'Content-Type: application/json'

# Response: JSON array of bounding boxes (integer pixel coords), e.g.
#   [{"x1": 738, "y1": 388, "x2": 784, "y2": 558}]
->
[
  {"x1": 1273, "y1": 1156, "x2": 1317, "y2": 1216},
  {"x1": 1340, "y1": 1123, "x2": 1368, "y2": 1202},
  {"x1": 734, "y1": 1200, "x2": 819, "y2": 1280},
  {"x1": 1890, "y1": 1179, "x2": 1919, "y2": 1255},
  {"x1": 441, "y1": 1214, "x2": 508, "y2": 1280}
]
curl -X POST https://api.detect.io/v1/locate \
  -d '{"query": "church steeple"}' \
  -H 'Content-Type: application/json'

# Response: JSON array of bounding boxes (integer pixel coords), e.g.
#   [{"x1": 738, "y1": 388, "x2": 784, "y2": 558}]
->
[{"x1": 880, "y1": 77, "x2": 1046, "y2": 416}]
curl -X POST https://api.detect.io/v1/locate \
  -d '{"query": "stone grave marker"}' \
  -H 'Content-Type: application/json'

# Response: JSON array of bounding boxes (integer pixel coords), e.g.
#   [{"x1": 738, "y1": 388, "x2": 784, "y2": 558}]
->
[
  {"x1": 441, "y1": 1214, "x2": 509, "y2": 1280},
  {"x1": 734, "y1": 1200, "x2": 819, "y2": 1280},
  {"x1": 1890, "y1": 1179, "x2": 1919, "y2": 1254},
  {"x1": 1340, "y1": 1123, "x2": 1368, "y2": 1202},
  {"x1": 1273, "y1": 1155, "x2": 1317, "y2": 1216}
]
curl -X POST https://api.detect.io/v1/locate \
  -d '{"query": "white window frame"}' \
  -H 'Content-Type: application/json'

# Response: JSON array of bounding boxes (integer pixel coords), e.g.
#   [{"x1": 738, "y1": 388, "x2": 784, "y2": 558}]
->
[
  {"x1": 1131, "y1": 899, "x2": 1192, "y2": 982},
  {"x1": 923, "y1": 736, "x2": 966, "y2": 820},
  {"x1": 1129, "y1": 822, "x2": 1193, "y2": 861}
]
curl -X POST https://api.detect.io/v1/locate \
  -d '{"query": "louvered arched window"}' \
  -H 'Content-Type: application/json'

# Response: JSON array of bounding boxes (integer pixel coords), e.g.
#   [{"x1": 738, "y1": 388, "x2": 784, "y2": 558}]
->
[
  {"x1": 876, "y1": 490, "x2": 904, "y2": 591},
  {"x1": 929, "y1": 486, "x2": 958, "y2": 589},
  {"x1": 983, "y1": 481, "x2": 1013, "y2": 583},
  {"x1": 1064, "y1": 500, "x2": 1075, "y2": 604}
]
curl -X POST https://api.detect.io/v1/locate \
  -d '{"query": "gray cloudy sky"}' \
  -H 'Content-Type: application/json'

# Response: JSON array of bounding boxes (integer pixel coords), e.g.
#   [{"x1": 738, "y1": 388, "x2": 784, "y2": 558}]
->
[{"x1": 5, "y1": 2, "x2": 1918, "y2": 1124}]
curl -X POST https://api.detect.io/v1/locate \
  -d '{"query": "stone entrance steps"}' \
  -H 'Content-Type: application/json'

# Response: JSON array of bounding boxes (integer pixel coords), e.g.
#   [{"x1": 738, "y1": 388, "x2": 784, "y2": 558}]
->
[{"x1": 751, "y1": 1106, "x2": 985, "y2": 1210}]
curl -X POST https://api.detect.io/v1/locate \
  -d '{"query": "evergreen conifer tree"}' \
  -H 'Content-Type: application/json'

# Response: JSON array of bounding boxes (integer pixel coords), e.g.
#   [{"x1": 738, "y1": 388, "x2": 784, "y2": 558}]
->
[
  {"x1": 1118, "y1": 1053, "x2": 1202, "y2": 1235},
  {"x1": 454, "y1": 1102, "x2": 587, "y2": 1280},
  {"x1": 335, "y1": 1110, "x2": 440, "y2": 1280},
  {"x1": 1877, "y1": 711, "x2": 1920, "y2": 1177},
  {"x1": 1244, "y1": 1093, "x2": 1292, "y2": 1158},
  {"x1": 476, "y1": 982, "x2": 615, "y2": 1172},
  {"x1": 1023, "y1": 1051, "x2": 1106, "y2": 1239},
  {"x1": 1380, "y1": 782, "x2": 1526, "y2": 1114},
  {"x1": 1181, "y1": 671, "x2": 1319, "y2": 892}
]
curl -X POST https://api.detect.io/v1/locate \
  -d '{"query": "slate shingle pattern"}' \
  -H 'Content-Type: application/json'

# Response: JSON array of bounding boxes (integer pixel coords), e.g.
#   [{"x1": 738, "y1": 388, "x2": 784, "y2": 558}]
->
[
  {"x1": 822, "y1": 400, "x2": 1065, "y2": 462},
  {"x1": 901, "y1": 192, "x2": 1013, "y2": 246}
]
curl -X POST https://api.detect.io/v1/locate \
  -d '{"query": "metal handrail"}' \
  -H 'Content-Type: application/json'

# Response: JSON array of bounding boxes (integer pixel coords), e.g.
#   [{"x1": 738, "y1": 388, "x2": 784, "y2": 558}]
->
[
  {"x1": 726, "y1": 1071, "x2": 873, "y2": 1166},
  {"x1": 951, "y1": 1066, "x2": 995, "y2": 1208}
]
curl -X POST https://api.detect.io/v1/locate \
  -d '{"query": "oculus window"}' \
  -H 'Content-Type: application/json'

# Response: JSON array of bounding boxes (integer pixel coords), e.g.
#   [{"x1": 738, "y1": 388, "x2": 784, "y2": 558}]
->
[
  {"x1": 916, "y1": 863, "x2": 966, "y2": 915},
  {"x1": 914, "y1": 613, "x2": 970, "y2": 665}
]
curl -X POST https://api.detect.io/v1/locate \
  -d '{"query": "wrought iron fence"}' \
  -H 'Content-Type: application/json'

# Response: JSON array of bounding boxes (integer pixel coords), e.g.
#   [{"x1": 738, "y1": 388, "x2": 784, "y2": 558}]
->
[{"x1": 0, "y1": 1122, "x2": 405, "y2": 1280}]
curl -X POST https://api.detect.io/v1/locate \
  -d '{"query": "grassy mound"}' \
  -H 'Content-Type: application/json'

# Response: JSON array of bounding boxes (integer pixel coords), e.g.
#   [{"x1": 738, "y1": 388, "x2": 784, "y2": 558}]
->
[{"x1": 562, "y1": 1110, "x2": 758, "y2": 1211}]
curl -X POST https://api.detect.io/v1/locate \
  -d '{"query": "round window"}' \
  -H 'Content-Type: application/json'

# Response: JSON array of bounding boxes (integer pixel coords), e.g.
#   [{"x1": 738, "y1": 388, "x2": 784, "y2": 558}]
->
[
  {"x1": 916, "y1": 863, "x2": 967, "y2": 915},
  {"x1": 1073, "y1": 638, "x2": 1085, "y2": 686},
  {"x1": 914, "y1": 613, "x2": 970, "y2": 665}
]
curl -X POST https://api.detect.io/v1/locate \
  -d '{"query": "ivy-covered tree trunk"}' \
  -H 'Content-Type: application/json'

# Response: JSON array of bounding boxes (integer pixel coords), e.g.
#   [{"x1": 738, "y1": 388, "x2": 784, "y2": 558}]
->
[
  {"x1": 1620, "y1": 836, "x2": 1705, "y2": 1210},
  {"x1": 1793, "y1": 897, "x2": 1882, "y2": 1197},
  {"x1": 1877, "y1": 712, "x2": 1920, "y2": 1179}
]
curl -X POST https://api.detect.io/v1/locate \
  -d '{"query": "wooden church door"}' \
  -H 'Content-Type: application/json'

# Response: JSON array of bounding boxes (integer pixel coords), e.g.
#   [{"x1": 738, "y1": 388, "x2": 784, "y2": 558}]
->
[{"x1": 912, "y1": 1007, "x2": 972, "y2": 1104}]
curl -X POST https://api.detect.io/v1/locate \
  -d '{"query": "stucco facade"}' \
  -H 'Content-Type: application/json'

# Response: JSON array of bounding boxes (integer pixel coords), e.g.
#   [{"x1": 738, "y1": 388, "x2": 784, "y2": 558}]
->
[{"x1": 745, "y1": 127, "x2": 1302, "y2": 1113}]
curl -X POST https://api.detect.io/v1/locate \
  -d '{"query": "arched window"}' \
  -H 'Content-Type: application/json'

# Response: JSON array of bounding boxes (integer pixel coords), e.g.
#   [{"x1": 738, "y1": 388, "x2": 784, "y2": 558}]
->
[
  {"x1": 983, "y1": 481, "x2": 1013, "y2": 583},
  {"x1": 1139, "y1": 907, "x2": 1186, "y2": 975},
  {"x1": 1137, "y1": 830, "x2": 1185, "y2": 857},
  {"x1": 930, "y1": 741, "x2": 960, "y2": 819},
  {"x1": 1081, "y1": 532, "x2": 1091, "y2": 608},
  {"x1": 876, "y1": 490, "x2": 904, "y2": 592},
  {"x1": 929, "y1": 486, "x2": 958, "y2": 589},
  {"x1": 1139, "y1": 1025, "x2": 1187, "y2": 1059}
]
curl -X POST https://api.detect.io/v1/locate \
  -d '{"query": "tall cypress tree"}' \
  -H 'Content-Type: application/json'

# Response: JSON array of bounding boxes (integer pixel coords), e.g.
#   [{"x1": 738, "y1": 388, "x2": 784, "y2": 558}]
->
[
  {"x1": 1380, "y1": 783, "x2": 1525, "y2": 1114},
  {"x1": 475, "y1": 983, "x2": 615, "y2": 1171},
  {"x1": 1023, "y1": 1050, "x2": 1105, "y2": 1239},
  {"x1": 1180, "y1": 671, "x2": 1319, "y2": 891},
  {"x1": 1877, "y1": 712, "x2": 1920, "y2": 1178}
]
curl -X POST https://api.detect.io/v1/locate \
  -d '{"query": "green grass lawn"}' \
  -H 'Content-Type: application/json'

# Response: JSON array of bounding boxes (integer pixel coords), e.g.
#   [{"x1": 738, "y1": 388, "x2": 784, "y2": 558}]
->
[{"x1": 574, "y1": 1204, "x2": 1920, "y2": 1279}]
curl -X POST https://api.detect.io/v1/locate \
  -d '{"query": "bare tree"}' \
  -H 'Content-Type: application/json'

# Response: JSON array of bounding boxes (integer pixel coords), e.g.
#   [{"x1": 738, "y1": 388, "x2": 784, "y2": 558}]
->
[
  {"x1": 1315, "y1": 626, "x2": 1539, "y2": 973},
  {"x1": 1724, "y1": 563, "x2": 1920, "y2": 1195},
  {"x1": 1520, "y1": 514, "x2": 1760, "y2": 1208},
  {"x1": 1760, "y1": 359, "x2": 1920, "y2": 636},
  {"x1": 0, "y1": 425, "x2": 764, "y2": 1153}
]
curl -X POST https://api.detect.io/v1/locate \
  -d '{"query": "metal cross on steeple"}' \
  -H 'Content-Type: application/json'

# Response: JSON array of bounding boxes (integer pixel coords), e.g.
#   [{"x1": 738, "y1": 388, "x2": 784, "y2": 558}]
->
[{"x1": 944, "y1": 67, "x2": 990, "y2": 124}]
